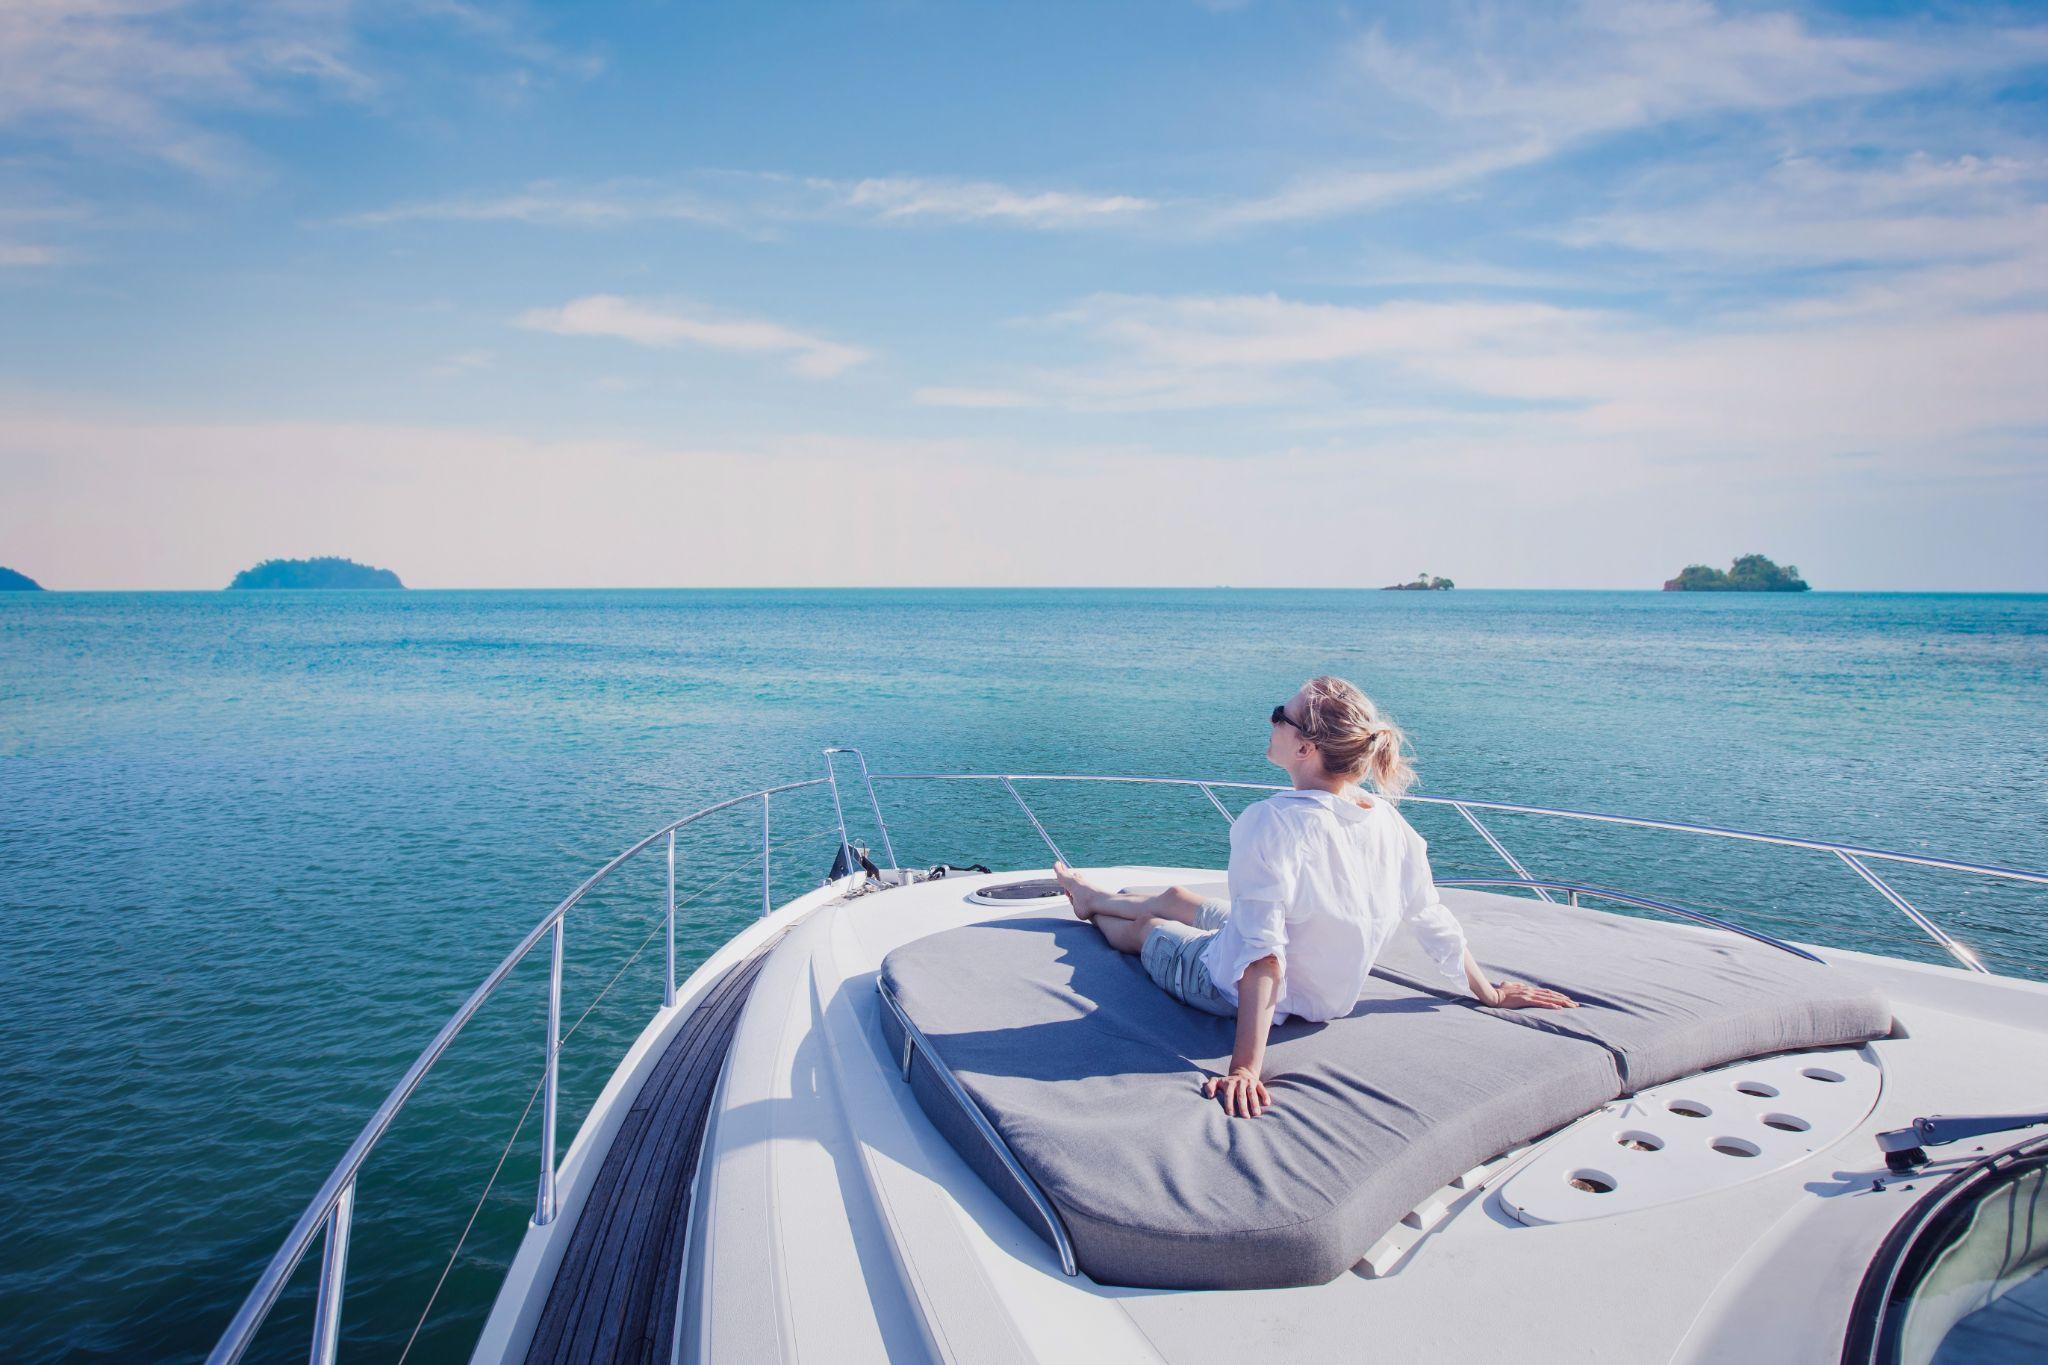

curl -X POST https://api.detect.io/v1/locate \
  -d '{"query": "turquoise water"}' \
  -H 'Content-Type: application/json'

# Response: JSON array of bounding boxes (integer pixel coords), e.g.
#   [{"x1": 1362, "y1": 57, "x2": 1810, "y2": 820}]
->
[{"x1": 2, "y1": 589, "x2": 2044, "y2": 1361}]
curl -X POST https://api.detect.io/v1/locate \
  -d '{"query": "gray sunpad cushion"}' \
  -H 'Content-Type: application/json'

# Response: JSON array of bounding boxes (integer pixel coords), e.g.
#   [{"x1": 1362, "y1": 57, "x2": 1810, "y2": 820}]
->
[
  {"x1": 1369, "y1": 889, "x2": 1894, "y2": 1090},
  {"x1": 879, "y1": 914, "x2": 1621, "y2": 1290}
]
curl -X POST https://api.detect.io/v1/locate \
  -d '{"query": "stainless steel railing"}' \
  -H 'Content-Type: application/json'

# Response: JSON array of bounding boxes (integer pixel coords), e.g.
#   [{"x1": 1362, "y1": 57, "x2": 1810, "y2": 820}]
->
[
  {"x1": 866, "y1": 771, "x2": 2048, "y2": 974},
  {"x1": 212, "y1": 757, "x2": 2045, "y2": 1363},
  {"x1": 1429, "y1": 879, "x2": 1823, "y2": 962},
  {"x1": 208, "y1": 777, "x2": 837, "y2": 1365}
]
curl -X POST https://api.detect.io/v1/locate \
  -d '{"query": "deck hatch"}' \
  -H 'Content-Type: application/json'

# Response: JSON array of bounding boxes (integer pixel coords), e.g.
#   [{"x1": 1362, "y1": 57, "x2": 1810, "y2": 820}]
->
[{"x1": 964, "y1": 878, "x2": 1067, "y2": 905}]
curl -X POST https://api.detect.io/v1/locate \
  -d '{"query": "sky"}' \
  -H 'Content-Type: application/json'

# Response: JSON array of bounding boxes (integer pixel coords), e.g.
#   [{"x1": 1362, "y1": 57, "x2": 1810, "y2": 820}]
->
[{"x1": 2, "y1": 0, "x2": 2045, "y2": 590}]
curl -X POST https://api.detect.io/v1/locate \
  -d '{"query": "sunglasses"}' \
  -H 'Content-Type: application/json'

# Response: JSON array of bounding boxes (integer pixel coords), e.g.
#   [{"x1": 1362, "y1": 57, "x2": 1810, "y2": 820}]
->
[{"x1": 1270, "y1": 704, "x2": 1316, "y2": 739}]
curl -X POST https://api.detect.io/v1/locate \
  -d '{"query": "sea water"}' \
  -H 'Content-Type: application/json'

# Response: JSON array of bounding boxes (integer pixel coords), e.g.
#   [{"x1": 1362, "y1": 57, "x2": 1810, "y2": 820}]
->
[{"x1": 2, "y1": 589, "x2": 2043, "y2": 1360}]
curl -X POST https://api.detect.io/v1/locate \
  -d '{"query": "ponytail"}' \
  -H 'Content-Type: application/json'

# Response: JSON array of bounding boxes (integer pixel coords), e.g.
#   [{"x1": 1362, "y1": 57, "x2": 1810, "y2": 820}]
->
[
  {"x1": 1296, "y1": 675, "x2": 1418, "y2": 799},
  {"x1": 1360, "y1": 717, "x2": 1417, "y2": 799}
]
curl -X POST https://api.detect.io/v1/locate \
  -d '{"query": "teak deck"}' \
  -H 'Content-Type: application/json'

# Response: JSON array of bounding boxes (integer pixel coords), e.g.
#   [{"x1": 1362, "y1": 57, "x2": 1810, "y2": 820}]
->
[{"x1": 524, "y1": 941, "x2": 775, "y2": 1365}]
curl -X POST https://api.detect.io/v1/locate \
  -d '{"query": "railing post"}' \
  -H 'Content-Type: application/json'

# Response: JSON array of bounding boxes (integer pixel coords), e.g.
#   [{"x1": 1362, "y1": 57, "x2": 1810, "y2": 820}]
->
[
  {"x1": 823, "y1": 746, "x2": 901, "y2": 870},
  {"x1": 535, "y1": 917, "x2": 563, "y2": 1226},
  {"x1": 850, "y1": 749, "x2": 899, "y2": 871},
  {"x1": 1452, "y1": 802, "x2": 1557, "y2": 904},
  {"x1": 307, "y1": 1180, "x2": 353, "y2": 1365},
  {"x1": 1836, "y1": 851, "x2": 1987, "y2": 974},
  {"x1": 1001, "y1": 777, "x2": 1068, "y2": 866},
  {"x1": 821, "y1": 754, "x2": 852, "y2": 865},
  {"x1": 761, "y1": 792, "x2": 773, "y2": 918},
  {"x1": 1196, "y1": 782, "x2": 1235, "y2": 825},
  {"x1": 664, "y1": 829, "x2": 677, "y2": 1009}
]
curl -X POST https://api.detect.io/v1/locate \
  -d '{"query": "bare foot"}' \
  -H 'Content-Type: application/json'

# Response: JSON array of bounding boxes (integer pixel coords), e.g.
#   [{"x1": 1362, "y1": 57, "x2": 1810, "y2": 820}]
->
[{"x1": 1052, "y1": 861, "x2": 1105, "y2": 919}]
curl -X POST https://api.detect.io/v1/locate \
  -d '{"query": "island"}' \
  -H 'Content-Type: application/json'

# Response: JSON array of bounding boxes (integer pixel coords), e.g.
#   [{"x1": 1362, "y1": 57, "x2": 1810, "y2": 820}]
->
[
  {"x1": 0, "y1": 566, "x2": 44, "y2": 591},
  {"x1": 228, "y1": 557, "x2": 405, "y2": 590},
  {"x1": 1384, "y1": 573, "x2": 1454, "y2": 591},
  {"x1": 1663, "y1": 555, "x2": 1809, "y2": 592}
]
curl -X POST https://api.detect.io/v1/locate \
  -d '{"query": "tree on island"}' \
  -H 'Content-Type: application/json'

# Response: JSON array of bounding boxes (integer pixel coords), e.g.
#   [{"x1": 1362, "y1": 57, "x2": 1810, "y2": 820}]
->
[
  {"x1": 1384, "y1": 572, "x2": 1455, "y2": 591},
  {"x1": 0, "y1": 565, "x2": 44, "y2": 591},
  {"x1": 228, "y1": 557, "x2": 404, "y2": 590},
  {"x1": 1663, "y1": 554, "x2": 1809, "y2": 592}
]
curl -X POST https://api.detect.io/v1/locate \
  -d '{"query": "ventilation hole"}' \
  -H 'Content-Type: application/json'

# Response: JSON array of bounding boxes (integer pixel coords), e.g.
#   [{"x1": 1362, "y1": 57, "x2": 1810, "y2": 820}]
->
[
  {"x1": 1616, "y1": 1130, "x2": 1664, "y2": 1152},
  {"x1": 1711, "y1": 1137, "x2": 1761, "y2": 1158},
  {"x1": 1568, "y1": 1169, "x2": 1616, "y2": 1193},
  {"x1": 1667, "y1": 1099, "x2": 1712, "y2": 1118},
  {"x1": 1762, "y1": 1113, "x2": 1811, "y2": 1133},
  {"x1": 1801, "y1": 1066, "x2": 1845, "y2": 1084},
  {"x1": 972, "y1": 878, "x2": 1066, "y2": 901},
  {"x1": 1734, "y1": 1081, "x2": 1780, "y2": 1098}
]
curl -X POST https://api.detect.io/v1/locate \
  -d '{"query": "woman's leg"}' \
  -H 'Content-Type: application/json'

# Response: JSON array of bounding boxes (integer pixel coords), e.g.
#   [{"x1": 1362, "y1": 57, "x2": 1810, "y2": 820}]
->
[
  {"x1": 1092, "y1": 912, "x2": 1159, "y2": 956},
  {"x1": 1053, "y1": 863, "x2": 1206, "y2": 925}
]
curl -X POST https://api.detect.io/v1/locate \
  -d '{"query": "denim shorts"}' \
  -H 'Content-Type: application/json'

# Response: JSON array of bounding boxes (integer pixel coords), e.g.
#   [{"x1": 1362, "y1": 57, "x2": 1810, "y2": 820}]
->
[{"x1": 1139, "y1": 898, "x2": 1235, "y2": 1017}]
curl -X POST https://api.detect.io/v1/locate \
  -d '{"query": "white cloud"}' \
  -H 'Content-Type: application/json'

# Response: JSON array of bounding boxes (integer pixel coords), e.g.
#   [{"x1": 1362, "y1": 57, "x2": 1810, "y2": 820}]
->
[
  {"x1": 342, "y1": 183, "x2": 734, "y2": 229},
  {"x1": 912, "y1": 386, "x2": 1035, "y2": 409},
  {"x1": 0, "y1": 0, "x2": 596, "y2": 176},
  {"x1": 1578, "y1": 199, "x2": 2048, "y2": 270},
  {"x1": 971, "y1": 292, "x2": 1606, "y2": 411},
  {"x1": 1355, "y1": 1, "x2": 2048, "y2": 144},
  {"x1": 1216, "y1": 141, "x2": 1555, "y2": 227},
  {"x1": 346, "y1": 172, "x2": 1157, "y2": 234},
  {"x1": 1552, "y1": 148, "x2": 2048, "y2": 328},
  {"x1": 1336, "y1": 253, "x2": 1619, "y2": 293},
  {"x1": 1562, "y1": 151, "x2": 2048, "y2": 270},
  {"x1": 820, "y1": 176, "x2": 1155, "y2": 228},
  {"x1": 958, "y1": 281, "x2": 2048, "y2": 476},
  {"x1": 1780, "y1": 151, "x2": 2048, "y2": 209},
  {"x1": 1056, "y1": 293, "x2": 1595, "y2": 369},
  {"x1": 1022, "y1": 364, "x2": 1313, "y2": 414},
  {"x1": 1417, "y1": 307, "x2": 2048, "y2": 454},
  {"x1": 427, "y1": 349, "x2": 494, "y2": 378},
  {"x1": 0, "y1": 0, "x2": 373, "y2": 176},
  {"x1": 516, "y1": 294, "x2": 872, "y2": 378},
  {"x1": 0, "y1": 243, "x2": 61, "y2": 267},
  {"x1": 1214, "y1": 1, "x2": 2048, "y2": 226},
  {"x1": 411, "y1": 0, "x2": 605, "y2": 80}
]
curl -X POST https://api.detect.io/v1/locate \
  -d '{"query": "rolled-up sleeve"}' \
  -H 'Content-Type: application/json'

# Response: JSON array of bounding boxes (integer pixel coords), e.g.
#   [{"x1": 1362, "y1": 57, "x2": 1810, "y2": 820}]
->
[
  {"x1": 1400, "y1": 827, "x2": 1469, "y2": 981},
  {"x1": 1207, "y1": 897, "x2": 1289, "y2": 999},
  {"x1": 1205, "y1": 805, "x2": 1300, "y2": 997}
]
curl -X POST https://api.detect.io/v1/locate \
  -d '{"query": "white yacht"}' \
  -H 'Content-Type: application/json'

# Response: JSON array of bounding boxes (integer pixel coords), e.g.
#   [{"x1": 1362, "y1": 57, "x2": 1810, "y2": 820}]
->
[{"x1": 210, "y1": 751, "x2": 2048, "y2": 1364}]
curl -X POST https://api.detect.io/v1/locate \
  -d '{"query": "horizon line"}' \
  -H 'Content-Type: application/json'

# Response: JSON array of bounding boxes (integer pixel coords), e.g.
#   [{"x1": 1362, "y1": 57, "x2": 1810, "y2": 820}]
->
[{"x1": 6, "y1": 584, "x2": 2046, "y2": 596}]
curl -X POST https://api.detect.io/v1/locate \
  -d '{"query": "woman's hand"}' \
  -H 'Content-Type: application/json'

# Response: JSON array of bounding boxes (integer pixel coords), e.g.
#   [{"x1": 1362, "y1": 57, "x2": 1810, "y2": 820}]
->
[
  {"x1": 1487, "y1": 978, "x2": 1578, "y2": 1009},
  {"x1": 1204, "y1": 1066, "x2": 1274, "y2": 1118},
  {"x1": 1459, "y1": 948, "x2": 1576, "y2": 1012}
]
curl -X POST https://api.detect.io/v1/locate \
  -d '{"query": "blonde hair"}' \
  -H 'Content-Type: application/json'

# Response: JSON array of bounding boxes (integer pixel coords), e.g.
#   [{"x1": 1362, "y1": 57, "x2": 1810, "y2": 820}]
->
[{"x1": 1294, "y1": 675, "x2": 1416, "y2": 799}]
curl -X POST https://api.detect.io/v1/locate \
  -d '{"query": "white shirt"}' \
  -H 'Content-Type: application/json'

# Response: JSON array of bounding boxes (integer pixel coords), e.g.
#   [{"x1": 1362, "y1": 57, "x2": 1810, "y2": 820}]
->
[{"x1": 1200, "y1": 787, "x2": 1470, "y2": 1023}]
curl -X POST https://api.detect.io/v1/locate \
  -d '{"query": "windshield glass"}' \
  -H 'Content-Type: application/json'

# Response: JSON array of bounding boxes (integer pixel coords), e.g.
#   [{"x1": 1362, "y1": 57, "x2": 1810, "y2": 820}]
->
[{"x1": 1872, "y1": 1148, "x2": 2048, "y2": 1363}]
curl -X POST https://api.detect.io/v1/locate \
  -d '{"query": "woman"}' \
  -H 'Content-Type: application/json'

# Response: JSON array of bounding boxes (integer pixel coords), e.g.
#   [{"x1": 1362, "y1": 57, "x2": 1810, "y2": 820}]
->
[{"x1": 1054, "y1": 675, "x2": 1577, "y2": 1120}]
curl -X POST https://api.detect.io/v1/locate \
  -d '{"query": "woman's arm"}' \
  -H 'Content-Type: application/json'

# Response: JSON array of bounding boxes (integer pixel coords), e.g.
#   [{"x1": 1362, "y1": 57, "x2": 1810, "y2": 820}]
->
[
  {"x1": 1203, "y1": 954, "x2": 1282, "y2": 1117},
  {"x1": 1460, "y1": 946, "x2": 1578, "y2": 1009}
]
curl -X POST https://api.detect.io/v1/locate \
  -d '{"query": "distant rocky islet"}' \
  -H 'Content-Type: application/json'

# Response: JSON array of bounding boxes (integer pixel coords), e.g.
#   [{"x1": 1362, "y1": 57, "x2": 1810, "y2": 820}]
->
[
  {"x1": 1663, "y1": 555, "x2": 1810, "y2": 593},
  {"x1": 227, "y1": 557, "x2": 404, "y2": 590},
  {"x1": 0, "y1": 565, "x2": 44, "y2": 591}
]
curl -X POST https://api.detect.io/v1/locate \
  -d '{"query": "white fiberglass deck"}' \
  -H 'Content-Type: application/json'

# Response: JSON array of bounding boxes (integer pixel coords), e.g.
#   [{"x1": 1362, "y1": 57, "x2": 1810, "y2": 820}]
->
[{"x1": 608, "y1": 866, "x2": 2048, "y2": 1365}]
